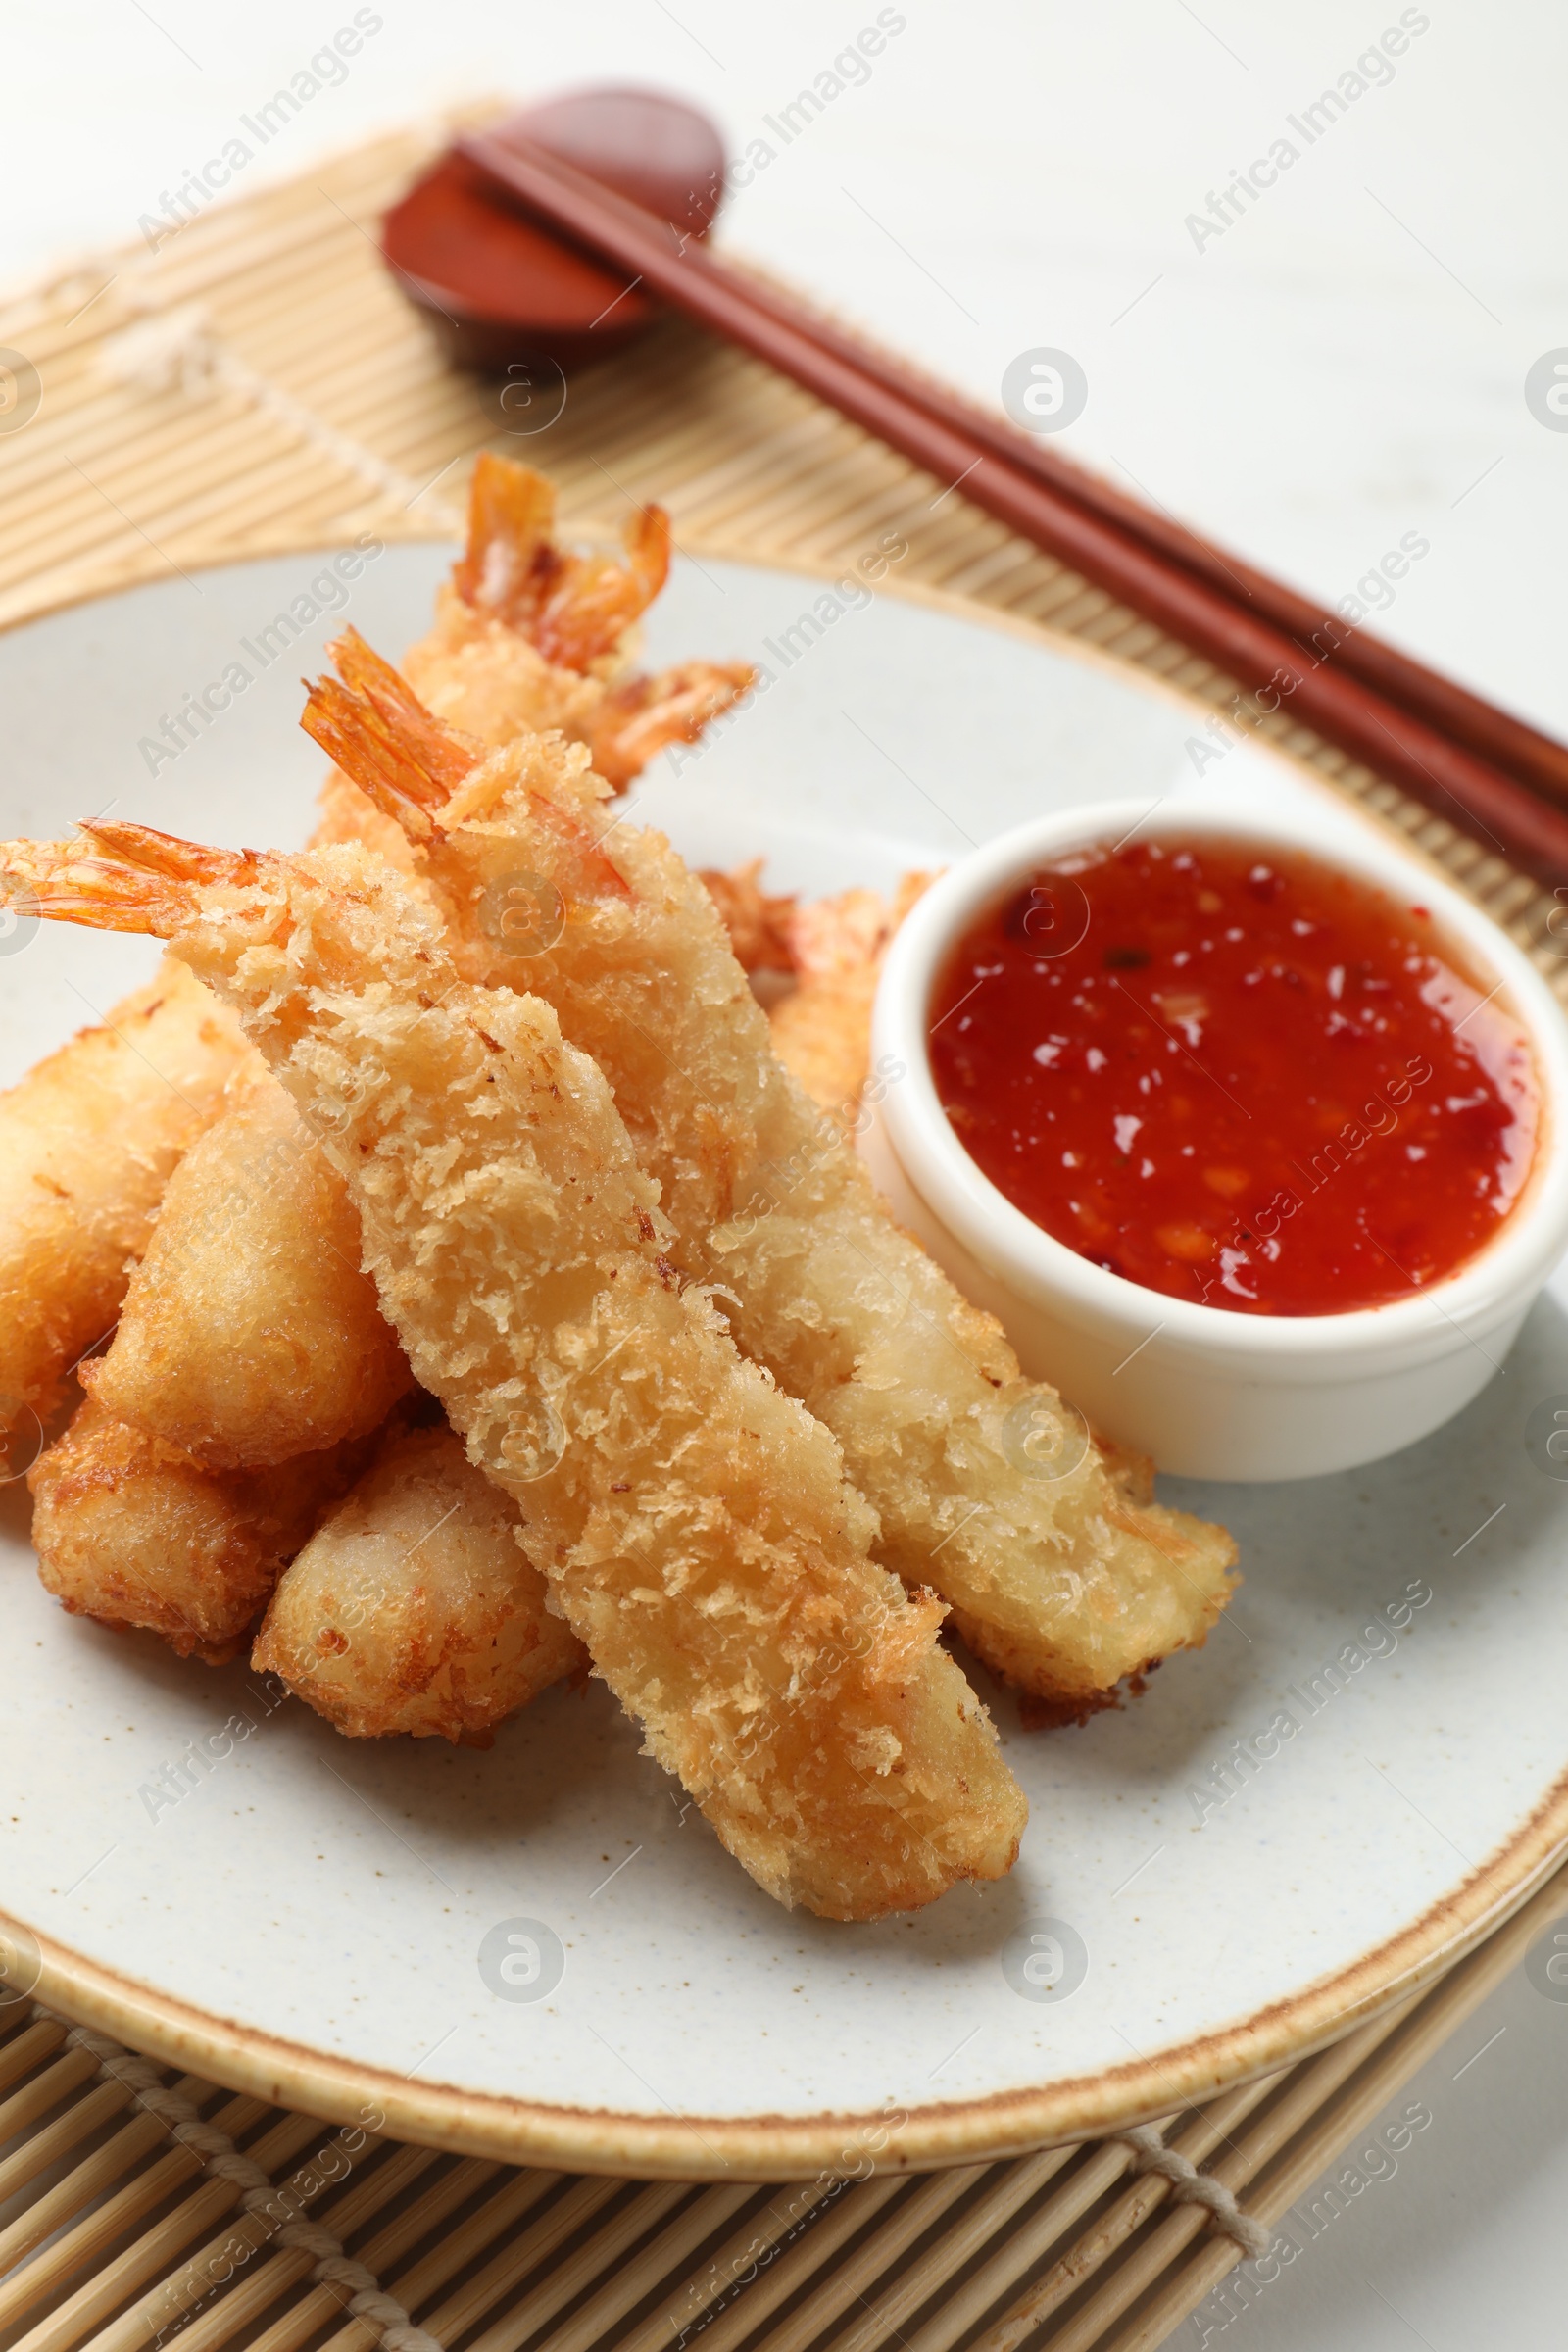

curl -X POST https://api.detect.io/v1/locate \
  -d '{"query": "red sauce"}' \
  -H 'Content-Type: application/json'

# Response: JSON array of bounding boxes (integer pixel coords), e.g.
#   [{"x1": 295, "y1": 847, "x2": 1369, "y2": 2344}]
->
[{"x1": 927, "y1": 836, "x2": 1538, "y2": 1316}]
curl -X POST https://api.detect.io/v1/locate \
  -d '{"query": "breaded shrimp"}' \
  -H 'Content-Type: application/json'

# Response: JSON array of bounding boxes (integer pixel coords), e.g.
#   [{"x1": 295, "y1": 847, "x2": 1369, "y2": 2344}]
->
[
  {"x1": 316, "y1": 455, "x2": 753, "y2": 852},
  {"x1": 255, "y1": 1420, "x2": 584, "y2": 1740},
  {"x1": 28, "y1": 1394, "x2": 372, "y2": 1662},
  {"x1": 89, "y1": 1075, "x2": 410, "y2": 1468},
  {"x1": 0, "y1": 956, "x2": 256, "y2": 1447},
  {"x1": 412, "y1": 456, "x2": 757, "y2": 768},
  {"x1": 3, "y1": 823, "x2": 1025, "y2": 1918},
  {"x1": 769, "y1": 873, "x2": 937, "y2": 1124},
  {"x1": 303, "y1": 639, "x2": 1237, "y2": 1719}
]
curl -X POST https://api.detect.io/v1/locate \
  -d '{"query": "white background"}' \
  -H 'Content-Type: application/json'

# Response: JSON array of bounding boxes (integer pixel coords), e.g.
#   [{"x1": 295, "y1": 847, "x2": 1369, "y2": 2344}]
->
[{"x1": 4, "y1": 5, "x2": 1566, "y2": 2342}]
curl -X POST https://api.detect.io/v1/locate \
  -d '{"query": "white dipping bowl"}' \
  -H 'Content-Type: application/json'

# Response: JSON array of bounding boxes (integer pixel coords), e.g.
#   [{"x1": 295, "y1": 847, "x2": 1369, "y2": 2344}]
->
[{"x1": 864, "y1": 797, "x2": 1568, "y2": 1481}]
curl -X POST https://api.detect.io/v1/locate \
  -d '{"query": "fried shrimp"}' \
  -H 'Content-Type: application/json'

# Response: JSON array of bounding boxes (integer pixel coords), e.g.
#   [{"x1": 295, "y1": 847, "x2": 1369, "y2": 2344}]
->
[
  {"x1": 414, "y1": 457, "x2": 757, "y2": 775},
  {"x1": 315, "y1": 455, "x2": 753, "y2": 857},
  {"x1": 303, "y1": 639, "x2": 1237, "y2": 1718},
  {"x1": 4, "y1": 822, "x2": 1025, "y2": 1917},
  {"x1": 0, "y1": 956, "x2": 256, "y2": 1446},
  {"x1": 88, "y1": 1074, "x2": 410, "y2": 1468},
  {"x1": 769, "y1": 873, "x2": 937, "y2": 1124},
  {"x1": 255, "y1": 1420, "x2": 584, "y2": 1740},
  {"x1": 28, "y1": 1394, "x2": 372, "y2": 1662}
]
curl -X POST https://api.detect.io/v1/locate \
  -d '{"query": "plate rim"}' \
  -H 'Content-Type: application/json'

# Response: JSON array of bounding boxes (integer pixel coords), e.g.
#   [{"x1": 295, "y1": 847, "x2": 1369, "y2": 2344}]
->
[
  {"x1": 12, "y1": 1776, "x2": 1566, "y2": 2179},
  {"x1": 5, "y1": 539, "x2": 1563, "y2": 2179}
]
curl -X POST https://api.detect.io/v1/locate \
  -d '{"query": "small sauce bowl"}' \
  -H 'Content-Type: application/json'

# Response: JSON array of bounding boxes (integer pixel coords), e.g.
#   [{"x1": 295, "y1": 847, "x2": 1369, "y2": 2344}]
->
[{"x1": 864, "y1": 799, "x2": 1568, "y2": 1480}]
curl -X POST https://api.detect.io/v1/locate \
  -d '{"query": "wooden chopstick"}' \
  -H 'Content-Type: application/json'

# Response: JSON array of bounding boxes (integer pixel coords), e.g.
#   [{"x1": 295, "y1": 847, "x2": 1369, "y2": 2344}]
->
[
  {"x1": 643, "y1": 255, "x2": 1568, "y2": 808},
  {"x1": 457, "y1": 128, "x2": 1568, "y2": 890},
  {"x1": 472, "y1": 171, "x2": 1568, "y2": 817},
  {"x1": 684, "y1": 283, "x2": 1568, "y2": 819}
]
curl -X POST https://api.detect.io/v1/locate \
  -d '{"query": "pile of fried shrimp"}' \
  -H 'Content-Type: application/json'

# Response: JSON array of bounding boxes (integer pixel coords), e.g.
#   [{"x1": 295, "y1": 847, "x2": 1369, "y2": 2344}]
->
[{"x1": 0, "y1": 456, "x2": 1238, "y2": 1922}]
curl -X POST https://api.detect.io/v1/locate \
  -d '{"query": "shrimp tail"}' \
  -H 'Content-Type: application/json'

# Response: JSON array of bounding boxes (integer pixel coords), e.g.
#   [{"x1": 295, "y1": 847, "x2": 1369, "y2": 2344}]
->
[
  {"x1": 585, "y1": 659, "x2": 756, "y2": 791},
  {"x1": 448, "y1": 452, "x2": 672, "y2": 672},
  {"x1": 306, "y1": 636, "x2": 635, "y2": 903},
  {"x1": 0, "y1": 830, "x2": 207, "y2": 936},
  {"x1": 614, "y1": 502, "x2": 672, "y2": 623},
  {"x1": 81, "y1": 821, "x2": 269, "y2": 887},
  {"x1": 0, "y1": 826, "x2": 446, "y2": 1037},
  {"x1": 303, "y1": 627, "x2": 478, "y2": 840},
  {"x1": 453, "y1": 451, "x2": 560, "y2": 621},
  {"x1": 544, "y1": 501, "x2": 670, "y2": 673}
]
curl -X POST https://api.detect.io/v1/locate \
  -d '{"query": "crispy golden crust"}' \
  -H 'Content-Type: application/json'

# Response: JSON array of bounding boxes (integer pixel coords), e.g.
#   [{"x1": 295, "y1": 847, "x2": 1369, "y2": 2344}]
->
[
  {"x1": 254, "y1": 1421, "x2": 584, "y2": 1740},
  {"x1": 0, "y1": 958, "x2": 256, "y2": 1439},
  {"x1": 309, "y1": 767, "x2": 421, "y2": 875},
  {"x1": 298, "y1": 662, "x2": 1237, "y2": 1715},
  {"x1": 27, "y1": 1395, "x2": 370, "y2": 1662},
  {"x1": 88, "y1": 1076, "x2": 411, "y2": 1469},
  {"x1": 405, "y1": 584, "x2": 608, "y2": 747},
  {"x1": 5, "y1": 827, "x2": 1026, "y2": 1919},
  {"x1": 401, "y1": 584, "x2": 754, "y2": 780},
  {"x1": 313, "y1": 598, "x2": 752, "y2": 866}
]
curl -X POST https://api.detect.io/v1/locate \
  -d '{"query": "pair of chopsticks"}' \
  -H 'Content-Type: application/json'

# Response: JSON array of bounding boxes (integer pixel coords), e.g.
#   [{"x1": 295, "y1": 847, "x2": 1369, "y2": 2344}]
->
[{"x1": 459, "y1": 127, "x2": 1568, "y2": 889}]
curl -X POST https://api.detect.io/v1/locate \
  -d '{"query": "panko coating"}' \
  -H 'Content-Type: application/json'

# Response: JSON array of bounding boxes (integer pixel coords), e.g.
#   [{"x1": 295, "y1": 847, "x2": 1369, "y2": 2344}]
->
[
  {"x1": 304, "y1": 641, "x2": 1238, "y2": 1720},
  {"x1": 3, "y1": 822, "x2": 1027, "y2": 1920},
  {"x1": 314, "y1": 452, "x2": 753, "y2": 856}
]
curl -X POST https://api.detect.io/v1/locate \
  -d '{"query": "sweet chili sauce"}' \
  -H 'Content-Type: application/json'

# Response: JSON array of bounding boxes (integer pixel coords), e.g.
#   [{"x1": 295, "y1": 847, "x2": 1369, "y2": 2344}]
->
[{"x1": 926, "y1": 836, "x2": 1538, "y2": 1316}]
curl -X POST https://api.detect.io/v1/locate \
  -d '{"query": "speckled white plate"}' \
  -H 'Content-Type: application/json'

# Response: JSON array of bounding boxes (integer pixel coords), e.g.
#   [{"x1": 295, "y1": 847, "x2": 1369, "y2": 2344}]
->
[{"x1": 2, "y1": 547, "x2": 1566, "y2": 2179}]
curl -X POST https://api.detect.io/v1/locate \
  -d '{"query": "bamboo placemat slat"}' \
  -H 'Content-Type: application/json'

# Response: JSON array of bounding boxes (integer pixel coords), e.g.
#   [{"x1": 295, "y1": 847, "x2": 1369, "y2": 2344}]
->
[{"x1": 3, "y1": 118, "x2": 1567, "y2": 2352}]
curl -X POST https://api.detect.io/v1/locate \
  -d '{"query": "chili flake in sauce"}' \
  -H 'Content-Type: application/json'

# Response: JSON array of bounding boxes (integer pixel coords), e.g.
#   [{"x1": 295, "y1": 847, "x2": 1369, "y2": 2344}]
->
[{"x1": 926, "y1": 837, "x2": 1537, "y2": 1315}]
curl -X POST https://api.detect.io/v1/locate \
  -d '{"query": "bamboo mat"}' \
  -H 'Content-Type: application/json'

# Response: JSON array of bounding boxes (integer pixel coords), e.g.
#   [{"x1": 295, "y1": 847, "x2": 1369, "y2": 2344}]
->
[{"x1": 2, "y1": 117, "x2": 1566, "y2": 2352}]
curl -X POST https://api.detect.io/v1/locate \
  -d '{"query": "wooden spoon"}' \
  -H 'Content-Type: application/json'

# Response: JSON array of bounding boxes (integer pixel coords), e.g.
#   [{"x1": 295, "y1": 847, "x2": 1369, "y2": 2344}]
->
[{"x1": 381, "y1": 86, "x2": 726, "y2": 373}]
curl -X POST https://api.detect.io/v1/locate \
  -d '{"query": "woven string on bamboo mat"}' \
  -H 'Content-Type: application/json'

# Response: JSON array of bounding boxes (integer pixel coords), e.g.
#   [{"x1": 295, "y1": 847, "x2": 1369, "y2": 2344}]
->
[{"x1": 2, "y1": 118, "x2": 1566, "y2": 2352}]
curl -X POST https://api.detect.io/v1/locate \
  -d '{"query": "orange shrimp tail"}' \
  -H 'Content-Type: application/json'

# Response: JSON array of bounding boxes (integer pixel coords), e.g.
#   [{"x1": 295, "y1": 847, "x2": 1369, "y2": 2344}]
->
[
  {"x1": 453, "y1": 452, "x2": 559, "y2": 620},
  {"x1": 535, "y1": 504, "x2": 671, "y2": 674},
  {"x1": 302, "y1": 627, "x2": 479, "y2": 838},
  {"x1": 0, "y1": 830, "x2": 207, "y2": 938},
  {"x1": 586, "y1": 660, "x2": 756, "y2": 791},
  {"x1": 81, "y1": 820, "x2": 269, "y2": 888},
  {"x1": 449, "y1": 452, "x2": 672, "y2": 672}
]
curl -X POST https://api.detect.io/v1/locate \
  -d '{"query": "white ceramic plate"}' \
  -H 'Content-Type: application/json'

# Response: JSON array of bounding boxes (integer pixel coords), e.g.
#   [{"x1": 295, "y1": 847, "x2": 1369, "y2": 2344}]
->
[{"x1": 2, "y1": 546, "x2": 1566, "y2": 2179}]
